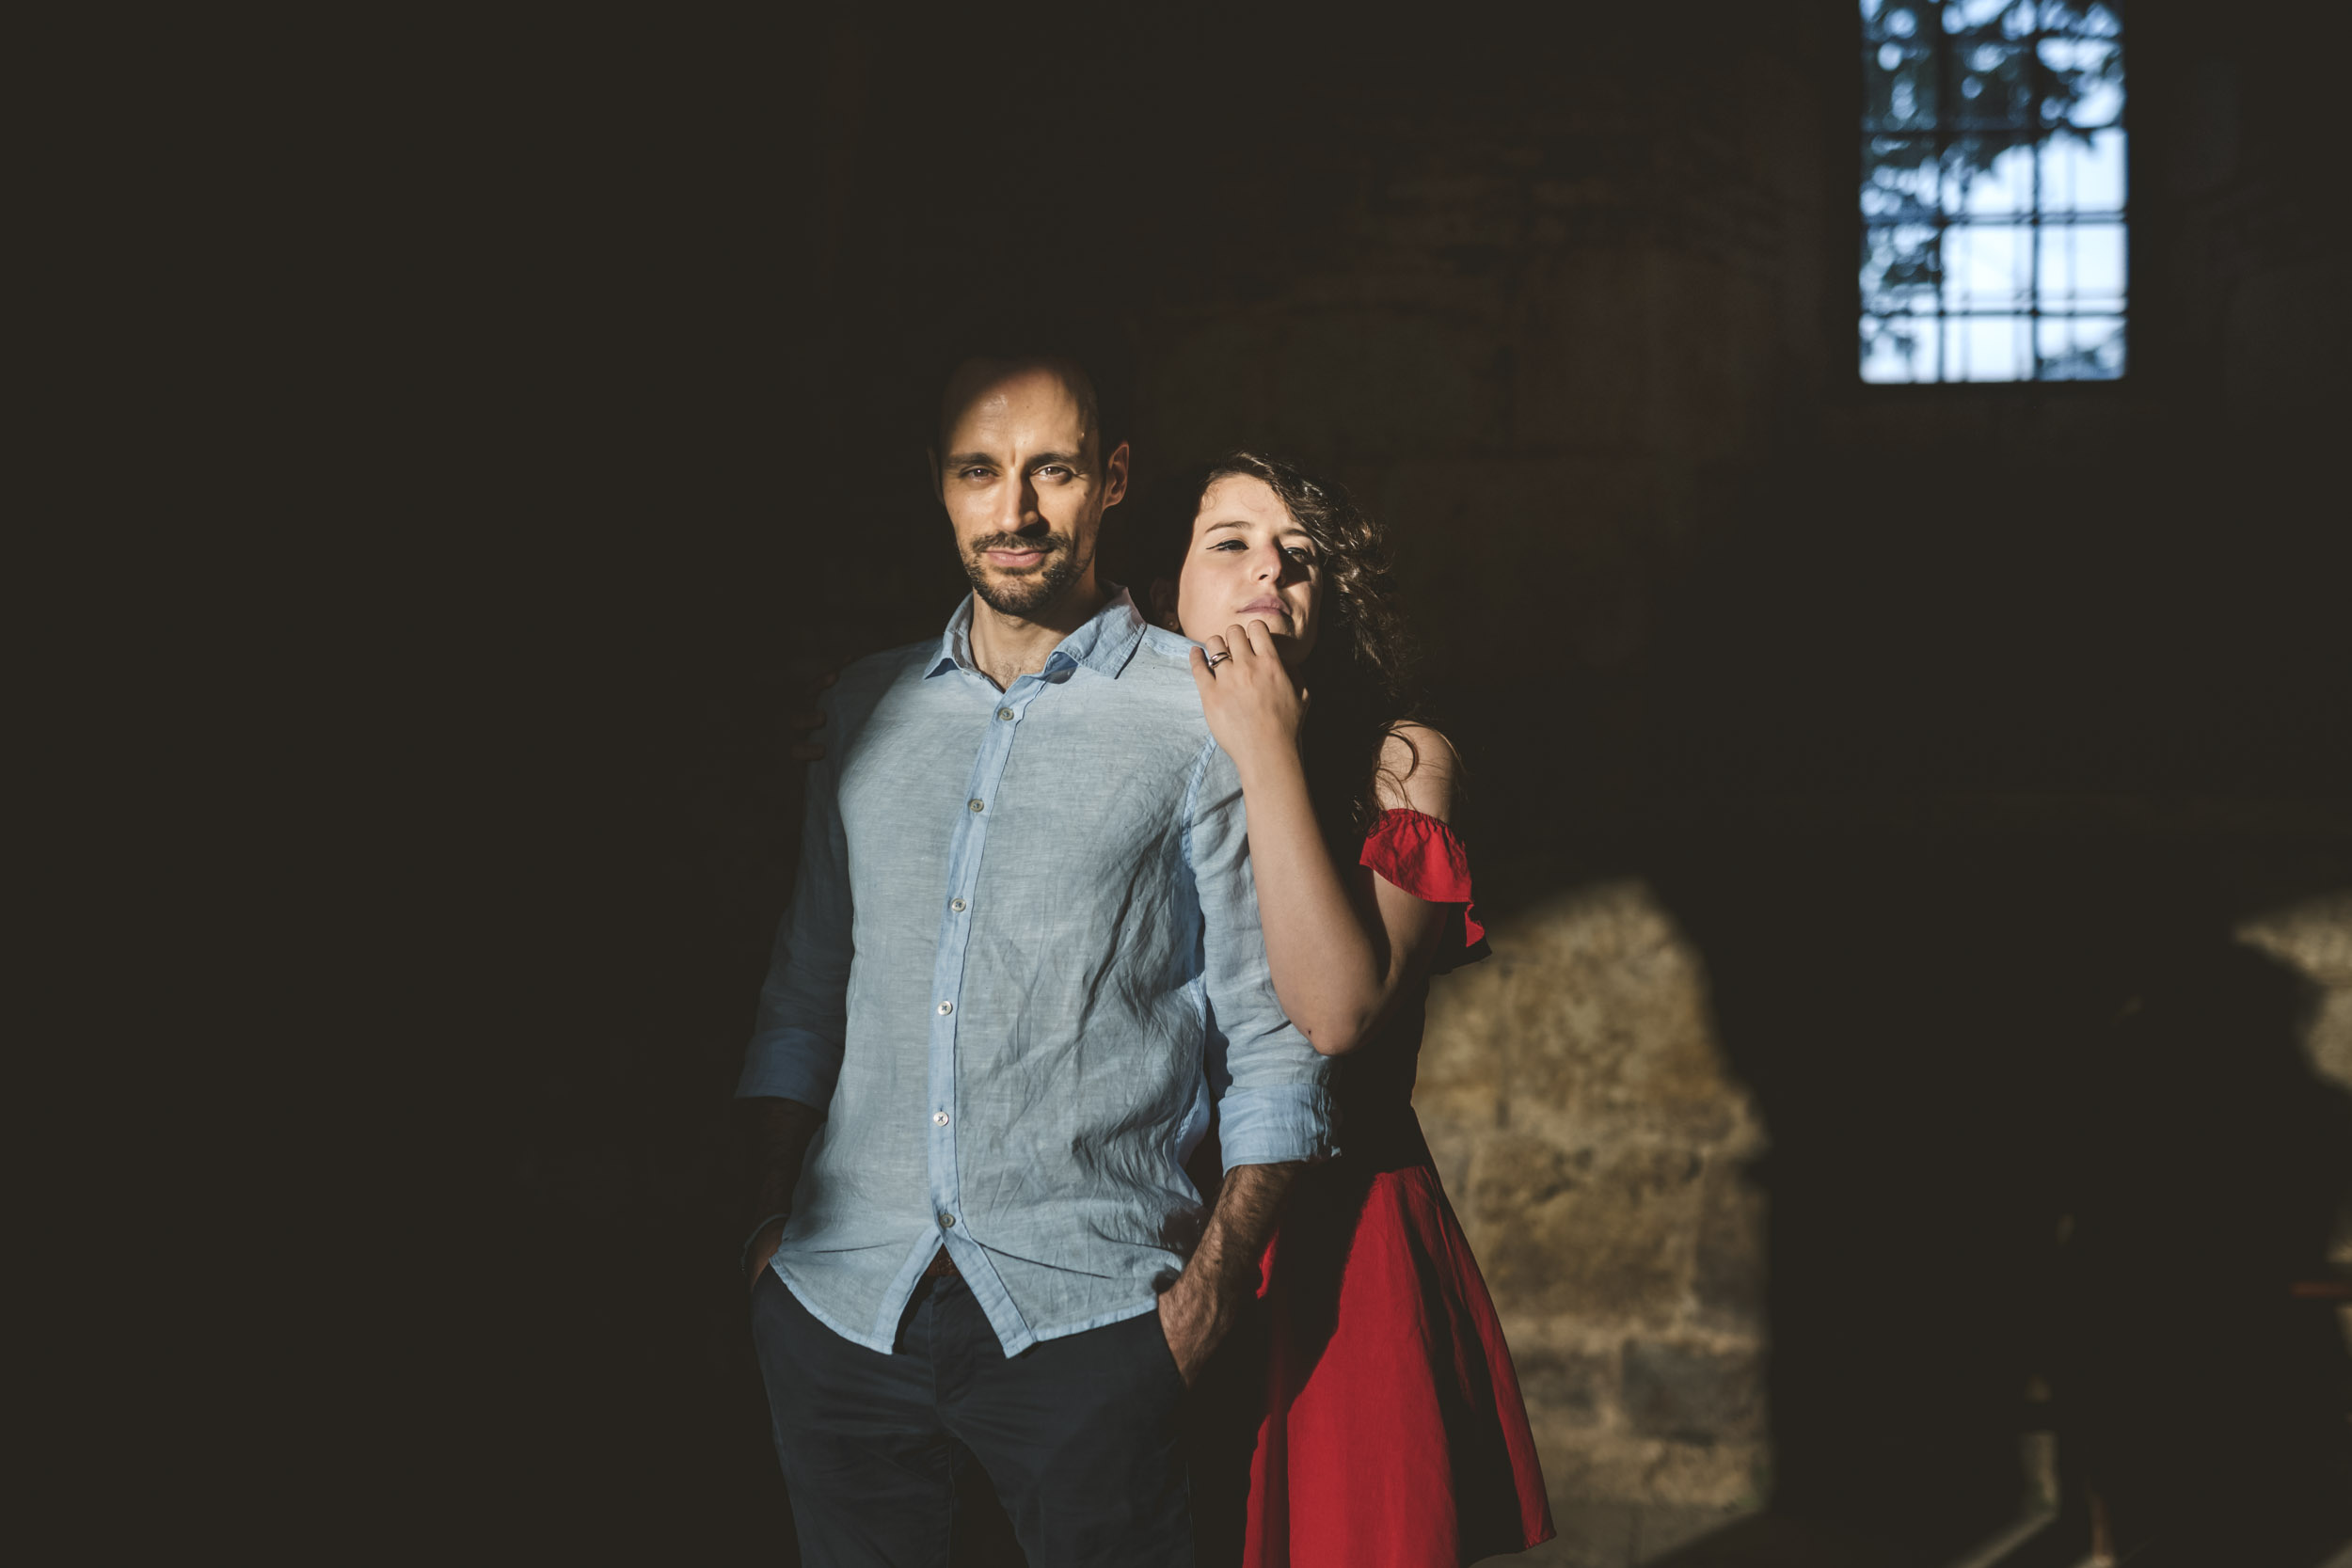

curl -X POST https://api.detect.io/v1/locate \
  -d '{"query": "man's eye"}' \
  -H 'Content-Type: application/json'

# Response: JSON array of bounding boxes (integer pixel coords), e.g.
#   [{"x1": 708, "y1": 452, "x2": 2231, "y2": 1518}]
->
[
  {"x1": 1035, "y1": 465, "x2": 1071, "y2": 480},
  {"x1": 960, "y1": 467, "x2": 993, "y2": 481}
]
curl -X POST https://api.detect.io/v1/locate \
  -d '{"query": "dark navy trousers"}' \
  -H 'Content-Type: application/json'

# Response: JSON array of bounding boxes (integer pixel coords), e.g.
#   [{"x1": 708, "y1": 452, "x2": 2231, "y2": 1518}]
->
[{"x1": 753, "y1": 1267, "x2": 1194, "y2": 1567}]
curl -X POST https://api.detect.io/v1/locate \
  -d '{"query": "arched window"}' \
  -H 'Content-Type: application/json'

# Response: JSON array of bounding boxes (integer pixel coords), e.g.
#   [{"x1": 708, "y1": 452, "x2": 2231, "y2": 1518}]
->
[{"x1": 1860, "y1": 2, "x2": 2126, "y2": 381}]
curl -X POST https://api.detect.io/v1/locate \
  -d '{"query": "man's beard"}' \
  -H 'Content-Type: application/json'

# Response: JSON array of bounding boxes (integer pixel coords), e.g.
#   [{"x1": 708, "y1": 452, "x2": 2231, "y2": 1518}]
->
[{"x1": 963, "y1": 532, "x2": 1092, "y2": 619}]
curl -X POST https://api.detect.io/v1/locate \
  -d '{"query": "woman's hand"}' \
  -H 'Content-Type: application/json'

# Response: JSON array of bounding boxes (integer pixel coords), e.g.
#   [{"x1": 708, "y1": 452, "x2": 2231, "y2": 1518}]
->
[{"x1": 1190, "y1": 620, "x2": 1307, "y2": 772}]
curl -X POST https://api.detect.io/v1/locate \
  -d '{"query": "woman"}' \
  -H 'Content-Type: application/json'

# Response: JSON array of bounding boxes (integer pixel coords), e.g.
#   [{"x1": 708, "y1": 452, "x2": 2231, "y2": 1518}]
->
[{"x1": 1145, "y1": 452, "x2": 1552, "y2": 1567}]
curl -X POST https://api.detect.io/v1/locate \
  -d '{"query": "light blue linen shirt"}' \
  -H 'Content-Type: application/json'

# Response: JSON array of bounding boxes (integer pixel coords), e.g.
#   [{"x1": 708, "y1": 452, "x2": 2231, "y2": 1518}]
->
[{"x1": 737, "y1": 589, "x2": 1335, "y2": 1356}]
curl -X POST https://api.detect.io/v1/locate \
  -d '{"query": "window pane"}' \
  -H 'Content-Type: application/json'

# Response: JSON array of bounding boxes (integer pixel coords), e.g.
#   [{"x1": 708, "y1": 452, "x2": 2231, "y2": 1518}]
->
[
  {"x1": 1946, "y1": 224, "x2": 2031, "y2": 312},
  {"x1": 1866, "y1": 42, "x2": 1940, "y2": 128},
  {"x1": 2038, "y1": 315, "x2": 2125, "y2": 379},
  {"x1": 1861, "y1": 2, "x2": 1931, "y2": 41},
  {"x1": 1949, "y1": 315, "x2": 2034, "y2": 382},
  {"x1": 2039, "y1": 36, "x2": 2122, "y2": 127},
  {"x1": 2038, "y1": 222, "x2": 2126, "y2": 311},
  {"x1": 1863, "y1": 317, "x2": 1936, "y2": 382},
  {"x1": 1940, "y1": 0, "x2": 2015, "y2": 36},
  {"x1": 2040, "y1": 129, "x2": 2124, "y2": 214},
  {"x1": 1864, "y1": 136, "x2": 1940, "y2": 221},
  {"x1": 1954, "y1": 42, "x2": 2034, "y2": 129},
  {"x1": 1862, "y1": 224, "x2": 1942, "y2": 316},
  {"x1": 1946, "y1": 138, "x2": 2037, "y2": 215}
]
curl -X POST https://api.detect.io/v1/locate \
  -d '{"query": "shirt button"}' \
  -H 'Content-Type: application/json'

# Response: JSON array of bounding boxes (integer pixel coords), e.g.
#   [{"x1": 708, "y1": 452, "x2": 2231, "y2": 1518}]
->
[
  {"x1": 950, "y1": 897, "x2": 966, "y2": 912},
  {"x1": 933, "y1": 1111, "x2": 949, "y2": 1126},
  {"x1": 997, "y1": 707, "x2": 1014, "y2": 721},
  {"x1": 968, "y1": 799, "x2": 985, "y2": 812},
  {"x1": 939, "y1": 1212, "x2": 956, "y2": 1228},
  {"x1": 936, "y1": 1001, "x2": 953, "y2": 1015}
]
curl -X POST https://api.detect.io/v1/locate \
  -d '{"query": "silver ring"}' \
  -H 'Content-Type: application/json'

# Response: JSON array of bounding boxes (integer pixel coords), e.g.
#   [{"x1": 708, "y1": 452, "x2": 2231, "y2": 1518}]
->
[{"x1": 1203, "y1": 650, "x2": 1232, "y2": 668}]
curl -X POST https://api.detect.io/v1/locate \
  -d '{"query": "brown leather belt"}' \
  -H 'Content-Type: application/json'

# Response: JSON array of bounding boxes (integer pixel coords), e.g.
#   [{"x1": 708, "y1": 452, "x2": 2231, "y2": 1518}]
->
[{"x1": 921, "y1": 1249, "x2": 961, "y2": 1281}]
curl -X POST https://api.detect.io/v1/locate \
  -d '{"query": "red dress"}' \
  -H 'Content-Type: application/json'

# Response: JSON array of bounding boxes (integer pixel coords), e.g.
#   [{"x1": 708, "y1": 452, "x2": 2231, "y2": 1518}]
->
[{"x1": 1242, "y1": 810, "x2": 1554, "y2": 1566}]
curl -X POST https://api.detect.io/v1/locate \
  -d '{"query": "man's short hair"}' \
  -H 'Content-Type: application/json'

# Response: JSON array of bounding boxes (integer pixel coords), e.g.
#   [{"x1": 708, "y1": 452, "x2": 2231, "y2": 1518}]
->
[
  {"x1": 937, "y1": 356, "x2": 1104, "y2": 463},
  {"x1": 926, "y1": 318, "x2": 1131, "y2": 464}
]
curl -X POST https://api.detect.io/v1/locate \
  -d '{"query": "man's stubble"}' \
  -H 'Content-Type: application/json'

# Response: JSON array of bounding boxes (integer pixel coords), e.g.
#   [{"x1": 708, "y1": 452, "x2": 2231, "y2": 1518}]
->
[{"x1": 962, "y1": 531, "x2": 1098, "y2": 621}]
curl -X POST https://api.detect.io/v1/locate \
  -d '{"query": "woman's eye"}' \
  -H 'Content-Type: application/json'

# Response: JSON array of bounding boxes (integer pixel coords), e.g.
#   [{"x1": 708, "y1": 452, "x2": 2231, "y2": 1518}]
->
[
  {"x1": 1208, "y1": 539, "x2": 1245, "y2": 551},
  {"x1": 1283, "y1": 546, "x2": 1316, "y2": 564}
]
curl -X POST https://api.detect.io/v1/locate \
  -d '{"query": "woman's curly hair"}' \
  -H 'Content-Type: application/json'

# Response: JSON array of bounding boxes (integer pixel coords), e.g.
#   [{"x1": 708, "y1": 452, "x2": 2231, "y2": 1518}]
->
[{"x1": 1136, "y1": 451, "x2": 1424, "y2": 850}]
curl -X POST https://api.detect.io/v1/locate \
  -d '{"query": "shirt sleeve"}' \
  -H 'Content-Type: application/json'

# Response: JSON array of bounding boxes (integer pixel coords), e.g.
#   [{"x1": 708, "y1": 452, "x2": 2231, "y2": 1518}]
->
[
  {"x1": 1186, "y1": 742, "x2": 1337, "y2": 1169},
  {"x1": 735, "y1": 688, "x2": 853, "y2": 1108}
]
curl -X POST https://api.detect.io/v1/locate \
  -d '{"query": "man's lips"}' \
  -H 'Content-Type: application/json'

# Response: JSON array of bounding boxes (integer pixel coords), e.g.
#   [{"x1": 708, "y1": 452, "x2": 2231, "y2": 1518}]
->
[{"x1": 982, "y1": 546, "x2": 1049, "y2": 569}]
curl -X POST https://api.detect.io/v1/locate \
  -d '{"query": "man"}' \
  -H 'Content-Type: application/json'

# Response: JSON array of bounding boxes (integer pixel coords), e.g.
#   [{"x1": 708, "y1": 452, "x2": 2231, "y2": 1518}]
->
[{"x1": 738, "y1": 353, "x2": 1333, "y2": 1566}]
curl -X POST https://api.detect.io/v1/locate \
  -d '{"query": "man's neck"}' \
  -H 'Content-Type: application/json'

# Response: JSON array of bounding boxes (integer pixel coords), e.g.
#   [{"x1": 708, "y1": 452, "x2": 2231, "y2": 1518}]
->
[{"x1": 967, "y1": 577, "x2": 1108, "y2": 690}]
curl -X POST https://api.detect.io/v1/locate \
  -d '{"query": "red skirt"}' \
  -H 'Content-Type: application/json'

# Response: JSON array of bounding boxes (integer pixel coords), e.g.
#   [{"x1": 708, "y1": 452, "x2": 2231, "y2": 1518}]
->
[{"x1": 1242, "y1": 1121, "x2": 1554, "y2": 1566}]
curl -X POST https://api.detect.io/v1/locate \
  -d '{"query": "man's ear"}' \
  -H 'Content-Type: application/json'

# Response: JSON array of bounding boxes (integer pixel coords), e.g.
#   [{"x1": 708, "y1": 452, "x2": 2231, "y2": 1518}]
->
[
  {"x1": 1148, "y1": 575, "x2": 1181, "y2": 632},
  {"x1": 1102, "y1": 440, "x2": 1131, "y2": 509}
]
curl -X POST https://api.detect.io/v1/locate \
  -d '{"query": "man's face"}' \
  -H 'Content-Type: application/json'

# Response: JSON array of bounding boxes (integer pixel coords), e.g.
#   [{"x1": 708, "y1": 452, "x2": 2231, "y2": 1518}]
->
[{"x1": 937, "y1": 360, "x2": 1129, "y2": 620}]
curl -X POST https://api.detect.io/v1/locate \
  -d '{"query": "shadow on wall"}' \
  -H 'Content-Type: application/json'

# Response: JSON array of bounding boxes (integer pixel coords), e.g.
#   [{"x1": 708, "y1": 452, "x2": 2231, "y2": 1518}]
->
[{"x1": 1648, "y1": 831, "x2": 2352, "y2": 1567}]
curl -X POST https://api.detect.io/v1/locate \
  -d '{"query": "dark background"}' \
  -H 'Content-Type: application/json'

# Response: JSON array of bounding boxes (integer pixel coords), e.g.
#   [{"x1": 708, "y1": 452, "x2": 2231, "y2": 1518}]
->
[{"x1": 347, "y1": 3, "x2": 2351, "y2": 1561}]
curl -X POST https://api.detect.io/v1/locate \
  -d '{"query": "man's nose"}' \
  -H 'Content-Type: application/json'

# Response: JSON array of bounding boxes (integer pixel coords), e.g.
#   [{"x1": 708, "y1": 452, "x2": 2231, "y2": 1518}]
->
[{"x1": 997, "y1": 473, "x2": 1043, "y2": 532}]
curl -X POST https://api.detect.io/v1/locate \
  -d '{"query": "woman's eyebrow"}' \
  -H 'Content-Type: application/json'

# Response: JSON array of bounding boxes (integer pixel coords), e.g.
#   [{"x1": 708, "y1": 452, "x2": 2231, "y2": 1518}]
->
[{"x1": 1203, "y1": 518, "x2": 1249, "y2": 535}]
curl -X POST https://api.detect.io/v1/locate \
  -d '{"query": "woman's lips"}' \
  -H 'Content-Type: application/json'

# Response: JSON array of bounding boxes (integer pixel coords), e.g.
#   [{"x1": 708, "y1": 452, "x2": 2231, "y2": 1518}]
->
[{"x1": 1236, "y1": 597, "x2": 1287, "y2": 619}]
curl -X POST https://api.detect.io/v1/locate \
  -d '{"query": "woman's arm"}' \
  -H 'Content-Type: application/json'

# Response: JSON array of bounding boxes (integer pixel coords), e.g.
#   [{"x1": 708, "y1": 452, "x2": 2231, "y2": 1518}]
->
[{"x1": 1191, "y1": 621, "x2": 1462, "y2": 1055}]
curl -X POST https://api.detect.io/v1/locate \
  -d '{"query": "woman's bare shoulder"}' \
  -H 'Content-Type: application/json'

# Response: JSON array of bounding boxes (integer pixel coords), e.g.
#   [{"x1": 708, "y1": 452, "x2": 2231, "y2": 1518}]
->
[{"x1": 1372, "y1": 721, "x2": 1459, "y2": 820}]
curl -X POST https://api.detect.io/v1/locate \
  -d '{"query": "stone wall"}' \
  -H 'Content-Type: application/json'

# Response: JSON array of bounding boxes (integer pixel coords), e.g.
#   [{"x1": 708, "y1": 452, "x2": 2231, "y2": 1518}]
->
[{"x1": 1415, "y1": 883, "x2": 1770, "y2": 1554}]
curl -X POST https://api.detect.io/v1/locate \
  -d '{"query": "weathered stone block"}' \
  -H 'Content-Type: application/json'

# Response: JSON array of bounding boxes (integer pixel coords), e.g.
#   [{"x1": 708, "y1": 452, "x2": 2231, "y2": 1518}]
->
[
  {"x1": 1470, "y1": 1139, "x2": 1706, "y2": 1321},
  {"x1": 1690, "y1": 1159, "x2": 1768, "y2": 1332},
  {"x1": 1621, "y1": 1340, "x2": 1765, "y2": 1445},
  {"x1": 1512, "y1": 1345, "x2": 1619, "y2": 1427},
  {"x1": 1419, "y1": 881, "x2": 1757, "y2": 1148}
]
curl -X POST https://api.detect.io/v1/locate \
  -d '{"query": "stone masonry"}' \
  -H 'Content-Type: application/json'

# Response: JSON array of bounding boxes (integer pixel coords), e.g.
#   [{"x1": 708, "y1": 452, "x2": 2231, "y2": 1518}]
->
[{"x1": 1412, "y1": 882, "x2": 1772, "y2": 1557}]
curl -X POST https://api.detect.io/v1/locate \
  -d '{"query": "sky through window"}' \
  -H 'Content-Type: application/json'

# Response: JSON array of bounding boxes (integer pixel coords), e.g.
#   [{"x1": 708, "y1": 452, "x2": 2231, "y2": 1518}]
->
[{"x1": 1860, "y1": 2, "x2": 2126, "y2": 382}]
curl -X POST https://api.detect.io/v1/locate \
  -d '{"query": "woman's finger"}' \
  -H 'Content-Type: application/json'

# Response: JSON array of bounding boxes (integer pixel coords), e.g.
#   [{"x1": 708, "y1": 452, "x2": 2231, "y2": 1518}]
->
[
  {"x1": 1189, "y1": 645, "x2": 1216, "y2": 686},
  {"x1": 1240, "y1": 619, "x2": 1279, "y2": 659}
]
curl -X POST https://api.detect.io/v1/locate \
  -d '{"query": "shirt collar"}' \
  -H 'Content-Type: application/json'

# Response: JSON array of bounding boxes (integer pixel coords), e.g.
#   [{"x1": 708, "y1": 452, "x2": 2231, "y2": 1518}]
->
[{"x1": 925, "y1": 588, "x2": 1147, "y2": 683}]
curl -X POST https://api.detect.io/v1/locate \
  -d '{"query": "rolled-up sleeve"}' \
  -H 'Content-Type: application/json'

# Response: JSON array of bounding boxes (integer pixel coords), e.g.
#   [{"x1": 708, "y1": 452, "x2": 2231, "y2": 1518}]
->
[
  {"x1": 1186, "y1": 743, "x2": 1336, "y2": 1168},
  {"x1": 736, "y1": 690, "x2": 852, "y2": 1108}
]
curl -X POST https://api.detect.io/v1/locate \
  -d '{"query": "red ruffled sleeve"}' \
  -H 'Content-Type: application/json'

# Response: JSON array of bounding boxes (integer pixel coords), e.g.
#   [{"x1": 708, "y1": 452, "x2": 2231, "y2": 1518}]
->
[{"x1": 1359, "y1": 808, "x2": 1489, "y2": 971}]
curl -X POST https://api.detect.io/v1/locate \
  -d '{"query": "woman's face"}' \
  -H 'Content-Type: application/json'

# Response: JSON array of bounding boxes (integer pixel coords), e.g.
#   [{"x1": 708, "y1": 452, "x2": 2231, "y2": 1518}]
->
[{"x1": 1172, "y1": 475, "x2": 1324, "y2": 665}]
